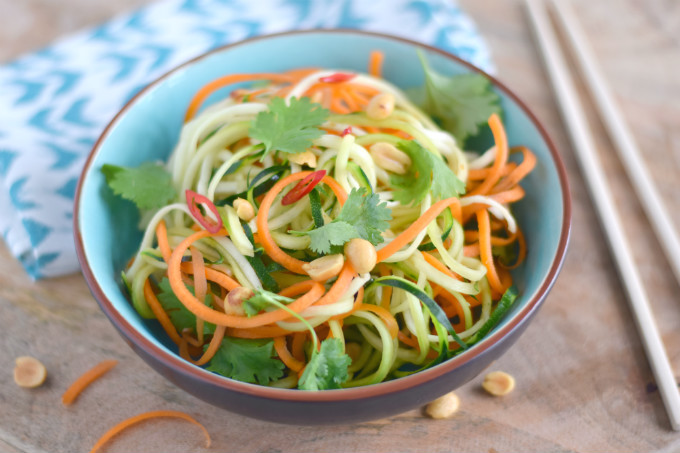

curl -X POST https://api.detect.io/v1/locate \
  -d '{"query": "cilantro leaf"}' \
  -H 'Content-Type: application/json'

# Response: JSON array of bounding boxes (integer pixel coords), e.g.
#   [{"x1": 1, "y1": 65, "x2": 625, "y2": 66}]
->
[
  {"x1": 243, "y1": 288, "x2": 294, "y2": 317},
  {"x1": 418, "y1": 52, "x2": 502, "y2": 144},
  {"x1": 250, "y1": 97, "x2": 329, "y2": 157},
  {"x1": 298, "y1": 338, "x2": 351, "y2": 390},
  {"x1": 305, "y1": 188, "x2": 392, "y2": 254},
  {"x1": 156, "y1": 277, "x2": 215, "y2": 335},
  {"x1": 206, "y1": 337, "x2": 284, "y2": 385},
  {"x1": 336, "y1": 189, "x2": 392, "y2": 245},
  {"x1": 307, "y1": 221, "x2": 357, "y2": 254},
  {"x1": 101, "y1": 162, "x2": 176, "y2": 211},
  {"x1": 390, "y1": 140, "x2": 465, "y2": 206}
]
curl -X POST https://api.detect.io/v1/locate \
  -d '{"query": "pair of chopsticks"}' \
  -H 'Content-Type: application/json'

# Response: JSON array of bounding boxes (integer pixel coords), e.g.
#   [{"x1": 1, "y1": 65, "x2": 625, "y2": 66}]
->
[{"x1": 524, "y1": 0, "x2": 680, "y2": 431}]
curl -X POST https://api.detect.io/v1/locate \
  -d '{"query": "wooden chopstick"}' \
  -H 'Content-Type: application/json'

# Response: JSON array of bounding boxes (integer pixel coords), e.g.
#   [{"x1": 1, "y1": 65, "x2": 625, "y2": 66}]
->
[
  {"x1": 549, "y1": 0, "x2": 680, "y2": 287},
  {"x1": 523, "y1": 0, "x2": 680, "y2": 431}
]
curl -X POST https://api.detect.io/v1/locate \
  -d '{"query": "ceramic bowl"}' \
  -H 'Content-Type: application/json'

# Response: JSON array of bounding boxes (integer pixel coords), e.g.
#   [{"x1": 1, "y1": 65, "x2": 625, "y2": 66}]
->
[{"x1": 74, "y1": 30, "x2": 571, "y2": 425}]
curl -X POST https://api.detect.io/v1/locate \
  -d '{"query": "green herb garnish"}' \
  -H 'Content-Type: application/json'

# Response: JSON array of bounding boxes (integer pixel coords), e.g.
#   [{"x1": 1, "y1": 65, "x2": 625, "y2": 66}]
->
[{"x1": 250, "y1": 97, "x2": 329, "y2": 158}]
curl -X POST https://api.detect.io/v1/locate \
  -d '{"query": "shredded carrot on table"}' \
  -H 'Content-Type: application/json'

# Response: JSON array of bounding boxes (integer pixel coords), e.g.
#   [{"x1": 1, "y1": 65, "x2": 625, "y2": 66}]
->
[
  {"x1": 62, "y1": 360, "x2": 118, "y2": 406},
  {"x1": 89, "y1": 410, "x2": 211, "y2": 453}
]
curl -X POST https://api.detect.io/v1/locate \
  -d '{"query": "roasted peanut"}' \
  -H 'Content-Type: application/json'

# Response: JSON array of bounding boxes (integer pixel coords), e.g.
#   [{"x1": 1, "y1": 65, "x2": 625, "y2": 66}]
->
[
  {"x1": 233, "y1": 198, "x2": 255, "y2": 222},
  {"x1": 370, "y1": 142, "x2": 411, "y2": 174},
  {"x1": 288, "y1": 150, "x2": 317, "y2": 168},
  {"x1": 225, "y1": 286, "x2": 254, "y2": 316},
  {"x1": 344, "y1": 238, "x2": 377, "y2": 274},
  {"x1": 425, "y1": 391, "x2": 460, "y2": 419},
  {"x1": 482, "y1": 371, "x2": 515, "y2": 396},
  {"x1": 366, "y1": 93, "x2": 395, "y2": 119},
  {"x1": 302, "y1": 254, "x2": 344, "y2": 281},
  {"x1": 14, "y1": 356, "x2": 47, "y2": 388}
]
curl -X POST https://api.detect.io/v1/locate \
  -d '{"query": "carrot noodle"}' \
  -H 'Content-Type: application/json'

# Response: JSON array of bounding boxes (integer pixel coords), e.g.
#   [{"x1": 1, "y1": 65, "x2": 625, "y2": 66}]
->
[
  {"x1": 477, "y1": 210, "x2": 505, "y2": 295},
  {"x1": 378, "y1": 265, "x2": 392, "y2": 309},
  {"x1": 274, "y1": 336, "x2": 305, "y2": 372},
  {"x1": 190, "y1": 246, "x2": 207, "y2": 344},
  {"x1": 185, "y1": 72, "x2": 296, "y2": 121},
  {"x1": 369, "y1": 51, "x2": 384, "y2": 77},
  {"x1": 257, "y1": 172, "x2": 348, "y2": 274},
  {"x1": 291, "y1": 332, "x2": 308, "y2": 362},
  {"x1": 89, "y1": 410, "x2": 211, "y2": 453},
  {"x1": 376, "y1": 198, "x2": 461, "y2": 262},
  {"x1": 62, "y1": 360, "x2": 118, "y2": 406},
  {"x1": 422, "y1": 251, "x2": 460, "y2": 280},
  {"x1": 116, "y1": 55, "x2": 536, "y2": 390},
  {"x1": 468, "y1": 113, "x2": 508, "y2": 196},
  {"x1": 355, "y1": 304, "x2": 399, "y2": 338},
  {"x1": 155, "y1": 220, "x2": 172, "y2": 262},
  {"x1": 144, "y1": 279, "x2": 182, "y2": 345}
]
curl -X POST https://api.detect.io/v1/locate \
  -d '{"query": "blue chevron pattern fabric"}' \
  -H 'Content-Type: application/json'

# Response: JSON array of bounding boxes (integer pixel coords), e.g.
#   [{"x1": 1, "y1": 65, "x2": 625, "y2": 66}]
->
[{"x1": 0, "y1": 0, "x2": 492, "y2": 279}]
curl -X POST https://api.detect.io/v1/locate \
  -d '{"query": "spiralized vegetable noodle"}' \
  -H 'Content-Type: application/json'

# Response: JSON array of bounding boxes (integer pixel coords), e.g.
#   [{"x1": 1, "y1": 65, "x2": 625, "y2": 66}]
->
[{"x1": 108, "y1": 51, "x2": 536, "y2": 390}]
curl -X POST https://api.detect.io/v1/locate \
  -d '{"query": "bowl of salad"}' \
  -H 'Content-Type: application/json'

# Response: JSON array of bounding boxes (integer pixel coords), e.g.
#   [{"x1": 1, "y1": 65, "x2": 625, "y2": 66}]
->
[{"x1": 74, "y1": 30, "x2": 571, "y2": 424}]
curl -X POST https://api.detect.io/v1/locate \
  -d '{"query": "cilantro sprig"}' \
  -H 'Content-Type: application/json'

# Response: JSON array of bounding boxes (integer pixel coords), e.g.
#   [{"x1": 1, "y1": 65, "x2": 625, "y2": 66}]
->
[
  {"x1": 390, "y1": 140, "x2": 465, "y2": 206},
  {"x1": 206, "y1": 337, "x2": 284, "y2": 385},
  {"x1": 249, "y1": 97, "x2": 329, "y2": 158},
  {"x1": 298, "y1": 338, "x2": 352, "y2": 391},
  {"x1": 101, "y1": 162, "x2": 176, "y2": 211},
  {"x1": 418, "y1": 51, "x2": 502, "y2": 145},
  {"x1": 304, "y1": 188, "x2": 392, "y2": 254}
]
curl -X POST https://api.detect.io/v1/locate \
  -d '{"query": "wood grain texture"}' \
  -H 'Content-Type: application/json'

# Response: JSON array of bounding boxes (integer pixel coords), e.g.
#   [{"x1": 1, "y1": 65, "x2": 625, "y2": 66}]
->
[{"x1": 1, "y1": 0, "x2": 679, "y2": 451}]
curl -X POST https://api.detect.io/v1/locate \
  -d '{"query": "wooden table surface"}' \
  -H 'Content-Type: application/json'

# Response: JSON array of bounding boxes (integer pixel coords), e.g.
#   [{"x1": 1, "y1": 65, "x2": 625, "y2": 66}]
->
[{"x1": 2, "y1": 0, "x2": 680, "y2": 452}]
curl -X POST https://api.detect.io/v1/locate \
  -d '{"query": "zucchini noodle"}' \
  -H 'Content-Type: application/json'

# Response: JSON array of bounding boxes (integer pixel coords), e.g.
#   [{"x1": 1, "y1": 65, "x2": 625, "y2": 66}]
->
[{"x1": 113, "y1": 52, "x2": 536, "y2": 390}]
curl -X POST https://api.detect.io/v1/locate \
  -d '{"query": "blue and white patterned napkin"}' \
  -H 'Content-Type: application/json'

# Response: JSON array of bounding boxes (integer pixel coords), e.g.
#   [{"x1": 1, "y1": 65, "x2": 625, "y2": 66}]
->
[{"x1": 0, "y1": 0, "x2": 492, "y2": 279}]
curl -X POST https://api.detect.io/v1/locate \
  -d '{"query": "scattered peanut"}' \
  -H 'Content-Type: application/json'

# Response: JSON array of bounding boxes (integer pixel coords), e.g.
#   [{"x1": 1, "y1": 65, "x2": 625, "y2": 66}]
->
[
  {"x1": 233, "y1": 198, "x2": 255, "y2": 222},
  {"x1": 425, "y1": 391, "x2": 460, "y2": 419},
  {"x1": 366, "y1": 92, "x2": 395, "y2": 120},
  {"x1": 344, "y1": 238, "x2": 377, "y2": 274},
  {"x1": 370, "y1": 142, "x2": 411, "y2": 174},
  {"x1": 288, "y1": 150, "x2": 317, "y2": 168},
  {"x1": 13, "y1": 356, "x2": 47, "y2": 388},
  {"x1": 225, "y1": 286, "x2": 254, "y2": 316},
  {"x1": 345, "y1": 342, "x2": 362, "y2": 363},
  {"x1": 482, "y1": 371, "x2": 515, "y2": 396},
  {"x1": 302, "y1": 254, "x2": 344, "y2": 281}
]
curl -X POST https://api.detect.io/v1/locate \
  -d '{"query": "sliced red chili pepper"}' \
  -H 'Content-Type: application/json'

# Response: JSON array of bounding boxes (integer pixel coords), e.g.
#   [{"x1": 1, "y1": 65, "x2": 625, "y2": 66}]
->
[
  {"x1": 186, "y1": 190, "x2": 223, "y2": 234},
  {"x1": 341, "y1": 127, "x2": 353, "y2": 137},
  {"x1": 319, "y1": 73, "x2": 356, "y2": 84},
  {"x1": 281, "y1": 170, "x2": 326, "y2": 206}
]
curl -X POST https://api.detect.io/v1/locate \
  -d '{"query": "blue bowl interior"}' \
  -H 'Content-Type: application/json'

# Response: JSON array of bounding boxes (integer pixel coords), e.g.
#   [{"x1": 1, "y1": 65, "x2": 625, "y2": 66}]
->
[{"x1": 79, "y1": 31, "x2": 565, "y2": 369}]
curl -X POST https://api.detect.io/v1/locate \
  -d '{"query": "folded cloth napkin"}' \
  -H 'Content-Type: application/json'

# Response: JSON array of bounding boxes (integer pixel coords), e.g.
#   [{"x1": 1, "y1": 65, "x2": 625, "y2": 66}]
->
[{"x1": 0, "y1": 0, "x2": 492, "y2": 279}]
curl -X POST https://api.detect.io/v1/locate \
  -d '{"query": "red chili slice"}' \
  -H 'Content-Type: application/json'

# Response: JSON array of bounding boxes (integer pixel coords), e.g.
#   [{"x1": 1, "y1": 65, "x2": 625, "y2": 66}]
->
[
  {"x1": 186, "y1": 190, "x2": 223, "y2": 234},
  {"x1": 319, "y1": 73, "x2": 356, "y2": 83},
  {"x1": 281, "y1": 170, "x2": 326, "y2": 206},
  {"x1": 341, "y1": 127, "x2": 353, "y2": 137}
]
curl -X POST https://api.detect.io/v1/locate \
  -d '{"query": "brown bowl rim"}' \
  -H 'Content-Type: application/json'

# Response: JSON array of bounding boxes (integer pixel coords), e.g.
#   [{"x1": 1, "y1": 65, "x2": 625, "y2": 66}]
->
[{"x1": 74, "y1": 28, "x2": 572, "y2": 403}]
